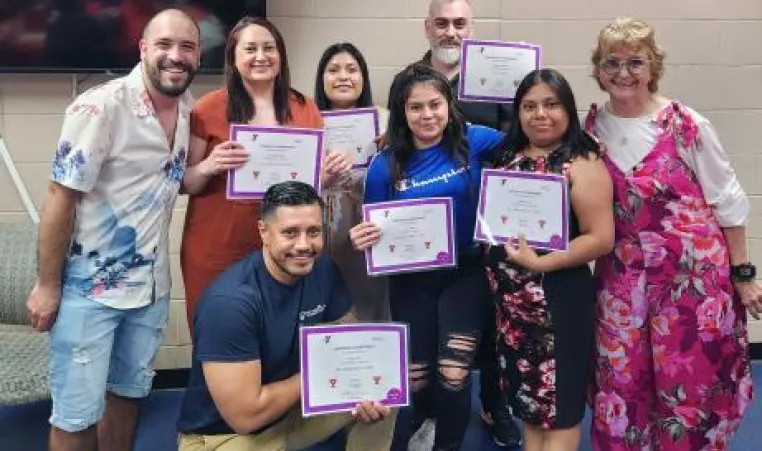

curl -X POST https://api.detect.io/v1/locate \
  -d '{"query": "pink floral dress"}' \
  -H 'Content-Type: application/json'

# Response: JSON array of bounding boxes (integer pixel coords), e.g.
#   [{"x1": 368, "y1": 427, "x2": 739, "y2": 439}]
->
[
  {"x1": 585, "y1": 102, "x2": 753, "y2": 450},
  {"x1": 484, "y1": 152, "x2": 596, "y2": 430}
]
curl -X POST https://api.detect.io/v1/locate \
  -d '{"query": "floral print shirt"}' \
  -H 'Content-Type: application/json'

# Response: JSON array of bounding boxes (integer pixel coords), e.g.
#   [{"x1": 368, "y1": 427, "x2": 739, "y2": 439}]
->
[{"x1": 52, "y1": 64, "x2": 193, "y2": 308}]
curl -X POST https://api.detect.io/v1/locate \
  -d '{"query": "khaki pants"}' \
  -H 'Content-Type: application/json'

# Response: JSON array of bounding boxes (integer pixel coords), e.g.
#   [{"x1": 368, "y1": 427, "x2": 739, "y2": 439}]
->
[{"x1": 178, "y1": 408, "x2": 397, "y2": 451}]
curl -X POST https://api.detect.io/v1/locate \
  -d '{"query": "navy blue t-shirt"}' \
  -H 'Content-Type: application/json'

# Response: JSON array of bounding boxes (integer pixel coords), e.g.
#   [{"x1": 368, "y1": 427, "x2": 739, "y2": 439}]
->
[
  {"x1": 176, "y1": 251, "x2": 352, "y2": 435},
  {"x1": 364, "y1": 124, "x2": 504, "y2": 252}
]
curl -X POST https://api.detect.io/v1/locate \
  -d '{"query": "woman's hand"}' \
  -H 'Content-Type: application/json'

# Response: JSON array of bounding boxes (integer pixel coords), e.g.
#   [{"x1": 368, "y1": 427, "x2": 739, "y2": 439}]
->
[
  {"x1": 733, "y1": 280, "x2": 762, "y2": 319},
  {"x1": 198, "y1": 141, "x2": 249, "y2": 176},
  {"x1": 322, "y1": 149, "x2": 354, "y2": 186},
  {"x1": 349, "y1": 222, "x2": 382, "y2": 251},
  {"x1": 505, "y1": 235, "x2": 549, "y2": 273}
]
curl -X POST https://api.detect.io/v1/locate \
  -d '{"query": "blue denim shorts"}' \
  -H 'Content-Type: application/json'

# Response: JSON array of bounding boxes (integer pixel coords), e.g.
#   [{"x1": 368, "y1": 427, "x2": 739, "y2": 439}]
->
[{"x1": 48, "y1": 288, "x2": 169, "y2": 432}]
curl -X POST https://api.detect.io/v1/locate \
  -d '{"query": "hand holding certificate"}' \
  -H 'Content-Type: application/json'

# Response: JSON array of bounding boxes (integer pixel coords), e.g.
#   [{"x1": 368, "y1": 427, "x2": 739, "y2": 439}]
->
[
  {"x1": 459, "y1": 39, "x2": 541, "y2": 103},
  {"x1": 321, "y1": 107, "x2": 380, "y2": 168},
  {"x1": 300, "y1": 323, "x2": 409, "y2": 416},
  {"x1": 475, "y1": 169, "x2": 569, "y2": 251},
  {"x1": 226, "y1": 124, "x2": 324, "y2": 199},
  {"x1": 362, "y1": 198, "x2": 456, "y2": 276}
]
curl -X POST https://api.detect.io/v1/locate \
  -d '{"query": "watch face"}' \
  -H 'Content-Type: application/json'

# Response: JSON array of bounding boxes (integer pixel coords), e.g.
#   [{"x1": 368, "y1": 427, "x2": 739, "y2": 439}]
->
[{"x1": 734, "y1": 263, "x2": 756, "y2": 280}]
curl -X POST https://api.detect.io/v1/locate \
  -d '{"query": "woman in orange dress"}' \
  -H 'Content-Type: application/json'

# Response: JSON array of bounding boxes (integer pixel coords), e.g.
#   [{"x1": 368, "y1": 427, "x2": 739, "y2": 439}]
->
[{"x1": 180, "y1": 17, "x2": 353, "y2": 328}]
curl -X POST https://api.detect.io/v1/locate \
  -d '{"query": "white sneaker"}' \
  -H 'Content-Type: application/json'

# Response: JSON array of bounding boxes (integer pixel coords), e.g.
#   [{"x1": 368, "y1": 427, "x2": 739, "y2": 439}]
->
[{"x1": 407, "y1": 418, "x2": 436, "y2": 451}]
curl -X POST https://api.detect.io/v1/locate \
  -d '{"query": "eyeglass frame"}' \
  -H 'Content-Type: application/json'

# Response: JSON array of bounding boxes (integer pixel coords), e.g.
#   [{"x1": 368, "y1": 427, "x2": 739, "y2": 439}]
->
[{"x1": 598, "y1": 55, "x2": 651, "y2": 75}]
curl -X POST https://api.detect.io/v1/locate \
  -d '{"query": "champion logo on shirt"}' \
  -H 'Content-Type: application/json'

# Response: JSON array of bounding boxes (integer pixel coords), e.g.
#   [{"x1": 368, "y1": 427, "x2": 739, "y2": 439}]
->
[
  {"x1": 396, "y1": 166, "x2": 469, "y2": 191},
  {"x1": 299, "y1": 304, "x2": 326, "y2": 321}
]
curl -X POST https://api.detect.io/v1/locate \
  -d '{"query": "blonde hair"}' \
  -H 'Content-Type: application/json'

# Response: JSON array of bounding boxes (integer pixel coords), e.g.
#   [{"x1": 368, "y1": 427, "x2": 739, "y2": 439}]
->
[{"x1": 591, "y1": 17, "x2": 666, "y2": 93}]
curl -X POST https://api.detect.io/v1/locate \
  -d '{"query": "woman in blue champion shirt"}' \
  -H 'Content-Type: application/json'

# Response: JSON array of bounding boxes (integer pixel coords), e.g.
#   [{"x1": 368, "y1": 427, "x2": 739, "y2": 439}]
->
[{"x1": 349, "y1": 62, "x2": 505, "y2": 451}]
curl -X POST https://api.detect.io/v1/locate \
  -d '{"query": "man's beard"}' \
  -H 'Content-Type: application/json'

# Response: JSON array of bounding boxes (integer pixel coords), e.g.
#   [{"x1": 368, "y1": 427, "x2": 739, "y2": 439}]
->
[
  {"x1": 431, "y1": 44, "x2": 461, "y2": 65},
  {"x1": 145, "y1": 60, "x2": 196, "y2": 98}
]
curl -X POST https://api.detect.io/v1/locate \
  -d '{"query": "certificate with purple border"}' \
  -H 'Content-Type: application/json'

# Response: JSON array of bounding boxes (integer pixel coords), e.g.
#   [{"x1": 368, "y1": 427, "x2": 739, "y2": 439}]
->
[
  {"x1": 362, "y1": 198, "x2": 456, "y2": 276},
  {"x1": 321, "y1": 107, "x2": 380, "y2": 168},
  {"x1": 226, "y1": 125, "x2": 324, "y2": 199},
  {"x1": 300, "y1": 323, "x2": 410, "y2": 417},
  {"x1": 458, "y1": 39, "x2": 541, "y2": 103},
  {"x1": 474, "y1": 169, "x2": 569, "y2": 251}
]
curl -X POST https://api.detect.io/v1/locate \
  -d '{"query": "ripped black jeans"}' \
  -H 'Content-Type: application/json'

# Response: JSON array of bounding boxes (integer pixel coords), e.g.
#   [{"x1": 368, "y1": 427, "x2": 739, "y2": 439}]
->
[{"x1": 389, "y1": 256, "x2": 489, "y2": 451}]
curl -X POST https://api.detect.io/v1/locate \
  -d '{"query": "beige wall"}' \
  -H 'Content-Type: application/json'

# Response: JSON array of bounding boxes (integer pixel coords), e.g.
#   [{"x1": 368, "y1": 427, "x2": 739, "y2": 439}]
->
[{"x1": 1, "y1": 0, "x2": 760, "y2": 368}]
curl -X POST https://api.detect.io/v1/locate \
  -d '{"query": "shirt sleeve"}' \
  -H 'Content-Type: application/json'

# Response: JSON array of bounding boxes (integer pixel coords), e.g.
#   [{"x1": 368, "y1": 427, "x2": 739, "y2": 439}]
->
[
  {"x1": 323, "y1": 258, "x2": 352, "y2": 322},
  {"x1": 190, "y1": 107, "x2": 209, "y2": 140},
  {"x1": 51, "y1": 98, "x2": 114, "y2": 192},
  {"x1": 305, "y1": 98, "x2": 325, "y2": 129},
  {"x1": 190, "y1": 89, "x2": 224, "y2": 142},
  {"x1": 681, "y1": 114, "x2": 749, "y2": 227},
  {"x1": 194, "y1": 295, "x2": 261, "y2": 363},
  {"x1": 291, "y1": 95, "x2": 324, "y2": 129},
  {"x1": 363, "y1": 152, "x2": 393, "y2": 204},
  {"x1": 467, "y1": 124, "x2": 506, "y2": 162}
]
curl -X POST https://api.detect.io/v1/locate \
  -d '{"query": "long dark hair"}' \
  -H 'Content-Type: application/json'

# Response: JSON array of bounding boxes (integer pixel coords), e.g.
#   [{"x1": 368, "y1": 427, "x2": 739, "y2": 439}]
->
[
  {"x1": 386, "y1": 62, "x2": 468, "y2": 189},
  {"x1": 224, "y1": 16, "x2": 305, "y2": 124},
  {"x1": 499, "y1": 68, "x2": 599, "y2": 170},
  {"x1": 314, "y1": 42, "x2": 373, "y2": 111}
]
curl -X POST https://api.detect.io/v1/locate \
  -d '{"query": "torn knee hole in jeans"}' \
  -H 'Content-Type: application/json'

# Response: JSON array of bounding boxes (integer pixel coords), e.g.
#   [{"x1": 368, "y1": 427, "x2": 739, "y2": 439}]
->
[
  {"x1": 437, "y1": 361, "x2": 470, "y2": 391},
  {"x1": 410, "y1": 362, "x2": 430, "y2": 392},
  {"x1": 72, "y1": 348, "x2": 91, "y2": 365},
  {"x1": 437, "y1": 333, "x2": 477, "y2": 391},
  {"x1": 441, "y1": 333, "x2": 477, "y2": 362}
]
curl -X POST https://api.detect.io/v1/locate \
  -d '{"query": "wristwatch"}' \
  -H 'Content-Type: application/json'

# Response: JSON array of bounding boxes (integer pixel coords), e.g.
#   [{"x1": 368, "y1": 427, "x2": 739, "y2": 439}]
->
[{"x1": 731, "y1": 262, "x2": 756, "y2": 282}]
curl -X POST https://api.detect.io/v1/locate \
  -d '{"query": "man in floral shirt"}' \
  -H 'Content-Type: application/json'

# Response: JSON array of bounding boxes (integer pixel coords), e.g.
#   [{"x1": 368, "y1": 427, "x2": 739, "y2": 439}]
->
[{"x1": 25, "y1": 9, "x2": 200, "y2": 451}]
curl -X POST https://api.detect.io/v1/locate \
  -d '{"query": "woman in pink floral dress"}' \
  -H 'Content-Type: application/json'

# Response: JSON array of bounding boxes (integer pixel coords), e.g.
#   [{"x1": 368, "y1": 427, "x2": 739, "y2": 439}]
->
[
  {"x1": 585, "y1": 17, "x2": 762, "y2": 451},
  {"x1": 485, "y1": 68, "x2": 614, "y2": 451}
]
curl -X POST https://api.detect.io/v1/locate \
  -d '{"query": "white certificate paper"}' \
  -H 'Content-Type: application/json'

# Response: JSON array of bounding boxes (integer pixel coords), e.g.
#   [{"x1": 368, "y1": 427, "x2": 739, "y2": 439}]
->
[
  {"x1": 475, "y1": 169, "x2": 569, "y2": 251},
  {"x1": 226, "y1": 125, "x2": 324, "y2": 199},
  {"x1": 321, "y1": 107, "x2": 380, "y2": 168},
  {"x1": 300, "y1": 323, "x2": 410, "y2": 416},
  {"x1": 363, "y1": 198, "x2": 456, "y2": 276},
  {"x1": 459, "y1": 39, "x2": 541, "y2": 103}
]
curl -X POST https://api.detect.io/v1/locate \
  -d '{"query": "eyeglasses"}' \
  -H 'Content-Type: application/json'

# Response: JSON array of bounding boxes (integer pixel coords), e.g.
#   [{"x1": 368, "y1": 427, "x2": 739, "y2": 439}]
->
[{"x1": 599, "y1": 56, "x2": 650, "y2": 75}]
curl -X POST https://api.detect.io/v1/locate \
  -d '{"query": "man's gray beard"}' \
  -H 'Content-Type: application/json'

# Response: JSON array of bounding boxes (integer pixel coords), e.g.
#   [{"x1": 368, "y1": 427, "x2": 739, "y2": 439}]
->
[{"x1": 431, "y1": 46, "x2": 461, "y2": 66}]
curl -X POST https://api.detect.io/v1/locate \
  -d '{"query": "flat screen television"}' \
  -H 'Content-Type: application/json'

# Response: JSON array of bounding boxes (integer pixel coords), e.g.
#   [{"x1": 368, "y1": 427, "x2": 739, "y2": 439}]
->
[{"x1": 0, "y1": 0, "x2": 266, "y2": 74}]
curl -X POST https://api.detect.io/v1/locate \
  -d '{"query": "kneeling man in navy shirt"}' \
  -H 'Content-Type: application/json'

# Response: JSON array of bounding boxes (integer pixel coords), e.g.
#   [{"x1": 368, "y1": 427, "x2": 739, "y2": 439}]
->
[{"x1": 177, "y1": 181, "x2": 396, "y2": 450}]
